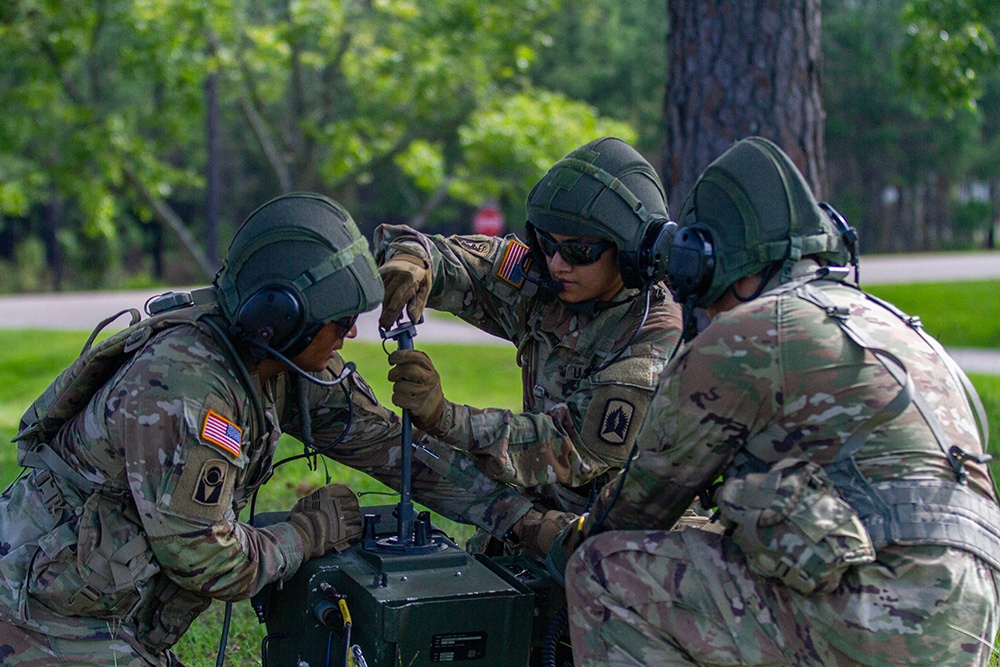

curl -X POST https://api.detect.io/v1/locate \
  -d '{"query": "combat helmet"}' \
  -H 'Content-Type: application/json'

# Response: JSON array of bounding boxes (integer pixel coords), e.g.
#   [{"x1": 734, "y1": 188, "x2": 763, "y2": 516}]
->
[
  {"x1": 525, "y1": 137, "x2": 674, "y2": 289},
  {"x1": 668, "y1": 136, "x2": 852, "y2": 309},
  {"x1": 215, "y1": 192, "x2": 383, "y2": 358}
]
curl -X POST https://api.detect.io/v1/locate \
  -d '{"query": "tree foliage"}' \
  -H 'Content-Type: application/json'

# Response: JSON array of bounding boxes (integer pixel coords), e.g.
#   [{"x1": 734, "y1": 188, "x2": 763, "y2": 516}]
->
[
  {"x1": 900, "y1": 0, "x2": 999, "y2": 113},
  {"x1": 0, "y1": 0, "x2": 640, "y2": 288}
]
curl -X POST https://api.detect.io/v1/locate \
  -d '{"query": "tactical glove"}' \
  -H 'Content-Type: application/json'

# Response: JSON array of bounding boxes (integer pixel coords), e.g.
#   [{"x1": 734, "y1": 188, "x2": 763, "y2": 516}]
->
[
  {"x1": 387, "y1": 349, "x2": 454, "y2": 437},
  {"x1": 517, "y1": 508, "x2": 579, "y2": 559},
  {"x1": 379, "y1": 253, "x2": 432, "y2": 329},
  {"x1": 287, "y1": 484, "x2": 363, "y2": 561}
]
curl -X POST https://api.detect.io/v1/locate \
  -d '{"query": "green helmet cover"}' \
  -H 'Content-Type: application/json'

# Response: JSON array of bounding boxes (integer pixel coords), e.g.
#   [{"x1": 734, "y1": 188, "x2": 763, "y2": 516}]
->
[
  {"x1": 677, "y1": 136, "x2": 849, "y2": 307},
  {"x1": 526, "y1": 137, "x2": 670, "y2": 288},
  {"x1": 215, "y1": 192, "x2": 383, "y2": 351}
]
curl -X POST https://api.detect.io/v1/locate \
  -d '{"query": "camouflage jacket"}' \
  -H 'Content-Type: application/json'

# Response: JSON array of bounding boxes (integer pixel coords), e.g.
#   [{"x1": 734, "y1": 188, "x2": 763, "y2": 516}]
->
[
  {"x1": 0, "y1": 307, "x2": 530, "y2": 650},
  {"x1": 374, "y1": 224, "x2": 683, "y2": 504},
  {"x1": 586, "y1": 262, "x2": 999, "y2": 559}
]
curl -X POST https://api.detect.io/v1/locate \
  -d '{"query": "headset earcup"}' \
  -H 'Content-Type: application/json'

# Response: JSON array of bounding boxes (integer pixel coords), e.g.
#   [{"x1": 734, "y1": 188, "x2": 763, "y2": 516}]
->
[
  {"x1": 234, "y1": 286, "x2": 304, "y2": 352},
  {"x1": 667, "y1": 227, "x2": 716, "y2": 304}
]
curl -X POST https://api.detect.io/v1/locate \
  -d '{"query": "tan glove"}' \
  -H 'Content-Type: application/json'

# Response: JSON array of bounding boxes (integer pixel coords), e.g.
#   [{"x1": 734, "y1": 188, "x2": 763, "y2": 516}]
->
[
  {"x1": 387, "y1": 349, "x2": 453, "y2": 436},
  {"x1": 286, "y1": 484, "x2": 362, "y2": 561},
  {"x1": 379, "y1": 253, "x2": 431, "y2": 329},
  {"x1": 516, "y1": 508, "x2": 579, "y2": 559}
]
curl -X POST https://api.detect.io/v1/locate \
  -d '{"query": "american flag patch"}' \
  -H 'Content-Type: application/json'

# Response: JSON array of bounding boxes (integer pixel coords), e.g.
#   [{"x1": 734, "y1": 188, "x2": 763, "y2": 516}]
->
[
  {"x1": 201, "y1": 410, "x2": 242, "y2": 458},
  {"x1": 497, "y1": 239, "x2": 531, "y2": 287}
]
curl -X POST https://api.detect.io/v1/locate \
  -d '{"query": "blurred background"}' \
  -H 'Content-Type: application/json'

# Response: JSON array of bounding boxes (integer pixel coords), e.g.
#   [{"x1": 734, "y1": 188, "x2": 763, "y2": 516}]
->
[{"x1": 1, "y1": 0, "x2": 998, "y2": 294}]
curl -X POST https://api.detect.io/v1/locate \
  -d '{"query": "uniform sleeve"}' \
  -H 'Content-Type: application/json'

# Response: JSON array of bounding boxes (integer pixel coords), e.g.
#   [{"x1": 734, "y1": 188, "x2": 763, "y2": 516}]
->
[
  {"x1": 115, "y1": 331, "x2": 303, "y2": 603},
  {"x1": 584, "y1": 305, "x2": 781, "y2": 533},
  {"x1": 285, "y1": 358, "x2": 532, "y2": 538}
]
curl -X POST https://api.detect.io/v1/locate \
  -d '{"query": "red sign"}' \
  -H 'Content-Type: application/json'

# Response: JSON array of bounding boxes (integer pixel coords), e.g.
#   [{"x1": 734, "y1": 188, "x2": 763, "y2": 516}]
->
[{"x1": 473, "y1": 203, "x2": 504, "y2": 236}]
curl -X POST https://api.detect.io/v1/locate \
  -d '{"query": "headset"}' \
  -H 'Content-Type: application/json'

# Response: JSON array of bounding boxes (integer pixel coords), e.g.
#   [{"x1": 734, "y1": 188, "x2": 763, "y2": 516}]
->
[
  {"x1": 233, "y1": 285, "x2": 309, "y2": 354},
  {"x1": 666, "y1": 201, "x2": 860, "y2": 307},
  {"x1": 232, "y1": 284, "x2": 355, "y2": 388}
]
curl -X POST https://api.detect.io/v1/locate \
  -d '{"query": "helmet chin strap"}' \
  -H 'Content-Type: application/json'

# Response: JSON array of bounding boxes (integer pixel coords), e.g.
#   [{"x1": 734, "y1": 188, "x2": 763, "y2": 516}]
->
[{"x1": 248, "y1": 337, "x2": 356, "y2": 387}]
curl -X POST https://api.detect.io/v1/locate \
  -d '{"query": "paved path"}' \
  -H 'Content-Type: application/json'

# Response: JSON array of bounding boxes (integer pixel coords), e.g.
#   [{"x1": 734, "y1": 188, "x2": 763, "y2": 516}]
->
[{"x1": 1, "y1": 251, "x2": 998, "y2": 373}]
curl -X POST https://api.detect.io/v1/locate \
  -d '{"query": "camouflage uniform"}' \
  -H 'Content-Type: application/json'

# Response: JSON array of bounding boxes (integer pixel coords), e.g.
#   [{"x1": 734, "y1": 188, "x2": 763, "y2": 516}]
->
[
  {"x1": 0, "y1": 306, "x2": 531, "y2": 665},
  {"x1": 566, "y1": 262, "x2": 1000, "y2": 665},
  {"x1": 374, "y1": 224, "x2": 683, "y2": 512}
]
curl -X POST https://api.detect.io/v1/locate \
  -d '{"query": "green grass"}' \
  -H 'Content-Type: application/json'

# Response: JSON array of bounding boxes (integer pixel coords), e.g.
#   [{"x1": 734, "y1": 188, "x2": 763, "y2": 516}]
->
[{"x1": 866, "y1": 280, "x2": 1000, "y2": 349}]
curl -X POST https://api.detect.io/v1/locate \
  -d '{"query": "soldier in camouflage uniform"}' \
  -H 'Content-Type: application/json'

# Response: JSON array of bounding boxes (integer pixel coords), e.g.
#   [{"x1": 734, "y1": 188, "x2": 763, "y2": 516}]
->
[
  {"x1": 0, "y1": 193, "x2": 532, "y2": 665},
  {"x1": 558, "y1": 137, "x2": 1000, "y2": 665},
  {"x1": 373, "y1": 138, "x2": 683, "y2": 553}
]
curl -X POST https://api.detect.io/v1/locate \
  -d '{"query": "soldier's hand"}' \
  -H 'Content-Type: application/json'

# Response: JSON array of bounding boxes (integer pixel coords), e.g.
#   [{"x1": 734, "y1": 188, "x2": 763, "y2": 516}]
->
[
  {"x1": 516, "y1": 508, "x2": 578, "y2": 559},
  {"x1": 387, "y1": 349, "x2": 451, "y2": 436},
  {"x1": 379, "y1": 253, "x2": 431, "y2": 330},
  {"x1": 287, "y1": 484, "x2": 362, "y2": 561}
]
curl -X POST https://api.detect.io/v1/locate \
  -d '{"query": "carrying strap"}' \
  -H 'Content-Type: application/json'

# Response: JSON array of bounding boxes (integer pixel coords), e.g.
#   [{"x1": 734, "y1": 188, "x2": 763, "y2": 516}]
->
[
  {"x1": 793, "y1": 276, "x2": 991, "y2": 483},
  {"x1": 791, "y1": 275, "x2": 1000, "y2": 567}
]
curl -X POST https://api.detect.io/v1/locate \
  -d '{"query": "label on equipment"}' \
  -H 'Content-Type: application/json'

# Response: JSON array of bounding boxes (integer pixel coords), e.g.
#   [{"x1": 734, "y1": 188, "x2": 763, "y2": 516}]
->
[{"x1": 430, "y1": 632, "x2": 487, "y2": 662}]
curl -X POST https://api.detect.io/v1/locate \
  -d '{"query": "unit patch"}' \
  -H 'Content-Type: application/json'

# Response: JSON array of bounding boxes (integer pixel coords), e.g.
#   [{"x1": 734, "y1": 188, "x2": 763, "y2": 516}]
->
[
  {"x1": 497, "y1": 239, "x2": 531, "y2": 288},
  {"x1": 201, "y1": 410, "x2": 242, "y2": 458},
  {"x1": 599, "y1": 399, "x2": 635, "y2": 445},
  {"x1": 193, "y1": 459, "x2": 228, "y2": 506},
  {"x1": 455, "y1": 238, "x2": 492, "y2": 257}
]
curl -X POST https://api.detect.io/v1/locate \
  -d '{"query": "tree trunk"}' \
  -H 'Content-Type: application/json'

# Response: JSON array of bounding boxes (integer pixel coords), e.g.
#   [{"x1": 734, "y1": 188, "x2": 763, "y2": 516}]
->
[{"x1": 664, "y1": 0, "x2": 825, "y2": 209}]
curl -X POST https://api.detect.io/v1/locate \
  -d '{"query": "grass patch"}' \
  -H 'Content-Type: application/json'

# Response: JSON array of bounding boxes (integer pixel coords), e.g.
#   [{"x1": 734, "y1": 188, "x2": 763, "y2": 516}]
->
[{"x1": 865, "y1": 281, "x2": 1000, "y2": 349}]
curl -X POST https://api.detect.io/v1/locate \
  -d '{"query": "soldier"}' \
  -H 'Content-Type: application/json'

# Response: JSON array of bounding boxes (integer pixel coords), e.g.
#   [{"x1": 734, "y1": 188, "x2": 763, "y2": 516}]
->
[
  {"x1": 373, "y1": 137, "x2": 683, "y2": 554},
  {"x1": 557, "y1": 137, "x2": 1000, "y2": 665},
  {"x1": 0, "y1": 193, "x2": 532, "y2": 665}
]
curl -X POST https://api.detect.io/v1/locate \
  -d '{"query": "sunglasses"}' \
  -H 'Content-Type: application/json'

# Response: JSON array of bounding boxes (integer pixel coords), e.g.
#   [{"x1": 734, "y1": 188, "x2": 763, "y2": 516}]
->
[
  {"x1": 332, "y1": 314, "x2": 359, "y2": 331},
  {"x1": 535, "y1": 230, "x2": 614, "y2": 266}
]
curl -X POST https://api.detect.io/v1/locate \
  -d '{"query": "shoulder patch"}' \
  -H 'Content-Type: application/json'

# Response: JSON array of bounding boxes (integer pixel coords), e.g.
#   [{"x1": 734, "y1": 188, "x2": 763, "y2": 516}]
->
[
  {"x1": 201, "y1": 409, "x2": 242, "y2": 458},
  {"x1": 193, "y1": 458, "x2": 229, "y2": 505},
  {"x1": 497, "y1": 239, "x2": 531, "y2": 288},
  {"x1": 599, "y1": 399, "x2": 635, "y2": 445},
  {"x1": 455, "y1": 238, "x2": 493, "y2": 257}
]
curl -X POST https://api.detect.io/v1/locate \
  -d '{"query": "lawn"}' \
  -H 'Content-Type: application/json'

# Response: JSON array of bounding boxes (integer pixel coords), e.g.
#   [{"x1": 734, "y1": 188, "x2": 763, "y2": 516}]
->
[{"x1": 865, "y1": 280, "x2": 1000, "y2": 349}]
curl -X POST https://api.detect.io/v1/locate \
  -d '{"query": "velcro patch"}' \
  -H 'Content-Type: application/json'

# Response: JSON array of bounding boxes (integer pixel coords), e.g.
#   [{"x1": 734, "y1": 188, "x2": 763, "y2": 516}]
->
[
  {"x1": 201, "y1": 410, "x2": 242, "y2": 458},
  {"x1": 599, "y1": 399, "x2": 635, "y2": 445},
  {"x1": 496, "y1": 239, "x2": 531, "y2": 288}
]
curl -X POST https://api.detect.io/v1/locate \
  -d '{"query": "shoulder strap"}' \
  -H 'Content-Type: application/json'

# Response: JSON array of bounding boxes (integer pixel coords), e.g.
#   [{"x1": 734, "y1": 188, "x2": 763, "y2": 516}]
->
[{"x1": 795, "y1": 280, "x2": 990, "y2": 483}]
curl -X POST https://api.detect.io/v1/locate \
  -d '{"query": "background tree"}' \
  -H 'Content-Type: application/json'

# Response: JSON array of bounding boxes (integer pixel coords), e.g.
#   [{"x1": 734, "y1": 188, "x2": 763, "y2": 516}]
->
[{"x1": 663, "y1": 0, "x2": 826, "y2": 207}]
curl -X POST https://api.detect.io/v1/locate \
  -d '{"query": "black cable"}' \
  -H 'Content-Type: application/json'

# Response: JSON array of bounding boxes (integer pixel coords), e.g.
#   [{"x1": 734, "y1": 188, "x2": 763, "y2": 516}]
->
[
  {"x1": 592, "y1": 286, "x2": 653, "y2": 374},
  {"x1": 215, "y1": 601, "x2": 232, "y2": 667},
  {"x1": 541, "y1": 604, "x2": 571, "y2": 667}
]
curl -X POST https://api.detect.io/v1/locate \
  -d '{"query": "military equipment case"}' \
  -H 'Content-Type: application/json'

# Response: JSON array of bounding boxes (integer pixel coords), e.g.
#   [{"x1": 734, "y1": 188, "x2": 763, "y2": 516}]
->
[{"x1": 255, "y1": 506, "x2": 543, "y2": 667}]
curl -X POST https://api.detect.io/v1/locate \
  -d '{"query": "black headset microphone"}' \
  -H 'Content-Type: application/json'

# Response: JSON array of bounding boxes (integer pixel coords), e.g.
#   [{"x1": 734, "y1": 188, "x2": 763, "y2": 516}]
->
[
  {"x1": 234, "y1": 284, "x2": 358, "y2": 387},
  {"x1": 248, "y1": 337, "x2": 357, "y2": 388}
]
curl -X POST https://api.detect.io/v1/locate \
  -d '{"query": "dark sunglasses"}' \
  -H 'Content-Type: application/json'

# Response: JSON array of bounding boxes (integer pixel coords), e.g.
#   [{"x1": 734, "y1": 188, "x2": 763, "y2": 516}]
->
[
  {"x1": 332, "y1": 314, "x2": 359, "y2": 331},
  {"x1": 535, "y1": 230, "x2": 613, "y2": 266}
]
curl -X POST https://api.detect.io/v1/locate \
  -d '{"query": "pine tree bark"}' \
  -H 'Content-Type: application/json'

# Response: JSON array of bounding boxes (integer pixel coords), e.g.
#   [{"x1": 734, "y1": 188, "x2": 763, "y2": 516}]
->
[{"x1": 664, "y1": 0, "x2": 826, "y2": 209}]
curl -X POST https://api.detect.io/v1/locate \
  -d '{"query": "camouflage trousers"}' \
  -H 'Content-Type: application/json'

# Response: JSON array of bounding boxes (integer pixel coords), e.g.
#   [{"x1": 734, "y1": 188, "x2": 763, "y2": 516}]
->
[
  {"x1": 0, "y1": 618, "x2": 184, "y2": 667},
  {"x1": 565, "y1": 528, "x2": 1000, "y2": 666}
]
